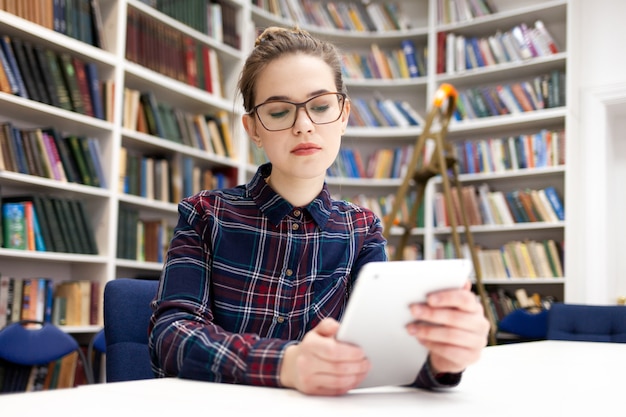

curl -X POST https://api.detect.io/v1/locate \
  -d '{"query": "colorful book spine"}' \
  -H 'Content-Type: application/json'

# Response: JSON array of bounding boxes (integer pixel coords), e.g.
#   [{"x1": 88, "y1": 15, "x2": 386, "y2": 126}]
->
[{"x1": 2, "y1": 202, "x2": 27, "y2": 249}]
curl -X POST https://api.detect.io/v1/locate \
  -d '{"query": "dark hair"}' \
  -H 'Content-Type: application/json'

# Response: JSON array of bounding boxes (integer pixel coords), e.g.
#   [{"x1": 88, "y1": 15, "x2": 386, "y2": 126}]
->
[{"x1": 237, "y1": 26, "x2": 345, "y2": 113}]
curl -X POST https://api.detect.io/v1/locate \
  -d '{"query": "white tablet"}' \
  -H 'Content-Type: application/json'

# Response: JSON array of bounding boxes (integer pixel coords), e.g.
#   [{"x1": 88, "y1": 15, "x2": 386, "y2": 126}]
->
[{"x1": 336, "y1": 258, "x2": 473, "y2": 389}]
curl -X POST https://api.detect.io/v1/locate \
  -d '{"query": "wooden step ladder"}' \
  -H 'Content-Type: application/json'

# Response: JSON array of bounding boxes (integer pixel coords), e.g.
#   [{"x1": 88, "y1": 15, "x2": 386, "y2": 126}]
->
[{"x1": 382, "y1": 83, "x2": 497, "y2": 345}]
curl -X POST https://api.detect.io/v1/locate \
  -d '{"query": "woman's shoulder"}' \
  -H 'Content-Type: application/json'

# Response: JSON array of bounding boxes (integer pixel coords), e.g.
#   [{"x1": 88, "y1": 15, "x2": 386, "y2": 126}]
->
[{"x1": 181, "y1": 184, "x2": 250, "y2": 210}]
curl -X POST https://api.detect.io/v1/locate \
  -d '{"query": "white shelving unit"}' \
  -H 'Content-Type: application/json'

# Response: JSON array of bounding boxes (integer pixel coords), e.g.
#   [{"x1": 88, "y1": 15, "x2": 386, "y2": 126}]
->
[{"x1": 0, "y1": 0, "x2": 248, "y2": 334}]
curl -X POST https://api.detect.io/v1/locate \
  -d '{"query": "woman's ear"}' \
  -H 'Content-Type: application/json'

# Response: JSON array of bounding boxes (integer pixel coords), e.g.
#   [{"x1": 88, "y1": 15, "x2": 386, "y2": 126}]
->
[
  {"x1": 340, "y1": 98, "x2": 351, "y2": 133},
  {"x1": 243, "y1": 114, "x2": 262, "y2": 147}
]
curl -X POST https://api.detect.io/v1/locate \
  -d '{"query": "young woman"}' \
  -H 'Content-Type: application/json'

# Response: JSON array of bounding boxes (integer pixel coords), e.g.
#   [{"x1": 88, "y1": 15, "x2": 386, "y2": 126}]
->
[{"x1": 148, "y1": 26, "x2": 489, "y2": 396}]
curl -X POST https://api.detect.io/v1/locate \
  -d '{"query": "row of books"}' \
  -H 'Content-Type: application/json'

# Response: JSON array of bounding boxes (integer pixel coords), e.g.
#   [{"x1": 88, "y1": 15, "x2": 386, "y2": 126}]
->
[
  {"x1": 153, "y1": 0, "x2": 241, "y2": 49},
  {"x1": 123, "y1": 90, "x2": 236, "y2": 159},
  {"x1": 0, "y1": 33, "x2": 105, "y2": 119},
  {"x1": 0, "y1": 195, "x2": 98, "y2": 254},
  {"x1": 453, "y1": 129, "x2": 566, "y2": 174},
  {"x1": 453, "y1": 70, "x2": 566, "y2": 120},
  {"x1": 348, "y1": 96, "x2": 424, "y2": 128},
  {"x1": 433, "y1": 238, "x2": 565, "y2": 279},
  {"x1": 126, "y1": 6, "x2": 225, "y2": 97},
  {"x1": 0, "y1": 276, "x2": 100, "y2": 329},
  {"x1": 488, "y1": 287, "x2": 554, "y2": 326},
  {"x1": 439, "y1": 20, "x2": 560, "y2": 74},
  {"x1": 253, "y1": 0, "x2": 408, "y2": 32},
  {"x1": 328, "y1": 128, "x2": 564, "y2": 181},
  {"x1": 0, "y1": 0, "x2": 105, "y2": 48},
  {"x1": 328, "y1": 145, "x2": 413, "y2": 180},
  {"x1": 436, "y1": 0, "x2": 495, "y2": 25},
  {"x1": 340, "y1": 40, "x2": 428, "y2": 80},
  {"x1": 333, "y1": 190, "x2": 426, "y2": 230},
  {"x1": 0, "y1": 348, "x2": 90, "y2": 392},
  {"x1": 116, "y1": 207, "x2": 173, "y2": 262},
  {"x1": 0, "y1": 122, "x2": 107, "y2": 188},
  {"x1": 118, "y1": 148, "x2": 237, "y2": 205},
  {"x1": 385, "y1": 242, "x2": 424, "y2": 262},
  {"x1": 433, "y1": 185, "x2": 565, "y2": 228}
]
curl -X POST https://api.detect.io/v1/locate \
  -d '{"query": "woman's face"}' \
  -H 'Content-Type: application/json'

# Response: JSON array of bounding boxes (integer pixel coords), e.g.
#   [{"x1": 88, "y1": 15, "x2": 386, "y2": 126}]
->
[{"x1": 243, "y1": 53, "x2": 350, "y2": 183}]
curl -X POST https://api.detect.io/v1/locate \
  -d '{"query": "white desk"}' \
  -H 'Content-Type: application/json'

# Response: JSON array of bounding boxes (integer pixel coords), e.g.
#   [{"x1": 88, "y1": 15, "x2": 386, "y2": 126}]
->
[{"x1": 1, "y1": 340, "x2": 624, "y2": 416}]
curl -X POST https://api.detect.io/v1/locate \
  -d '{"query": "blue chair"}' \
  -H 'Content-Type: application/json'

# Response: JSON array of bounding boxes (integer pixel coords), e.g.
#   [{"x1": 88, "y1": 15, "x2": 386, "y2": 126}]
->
[
  {"x1": 546, "y1": 303, "x2": 626, "y2": 343},
  {"x1": 103, "y1": 278, "x2": 159, "y2": 382},
  {"x1": 0, "y1": 320, "x2": 94, "y2": 391},
  {"x1": 498, "y1": 308, "x2": 549, "y2": 340}
]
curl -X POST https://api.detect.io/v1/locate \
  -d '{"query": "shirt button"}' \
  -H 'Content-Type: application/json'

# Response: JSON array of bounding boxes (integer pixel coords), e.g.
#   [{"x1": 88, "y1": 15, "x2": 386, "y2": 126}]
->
[
  {"x1": 292, "y1": 223, "x2": 299, "y2": 231},
  {"x1": 293, "y1": 209, "x2": 301, "y2": 217},
  {"x1": 286, "y1": 269, "x2": 293, "y2": 276},
  {"x1": 276, "y1": 316, "x2": 285, "y2": 323}
]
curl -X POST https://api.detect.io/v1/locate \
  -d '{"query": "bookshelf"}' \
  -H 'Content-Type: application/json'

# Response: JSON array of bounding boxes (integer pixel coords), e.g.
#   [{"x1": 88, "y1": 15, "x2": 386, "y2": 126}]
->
[
  {"x1": 248, "y1": 0, "x2": 570, "y2": 328},
  {"x1": 0, "y1": 0, "x2": 249, "y2": 335}
]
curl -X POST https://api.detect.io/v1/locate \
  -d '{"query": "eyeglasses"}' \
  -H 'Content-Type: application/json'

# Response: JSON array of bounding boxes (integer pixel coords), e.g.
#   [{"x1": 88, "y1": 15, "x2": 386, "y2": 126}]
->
[{"x1": 250, "y1": 92, "x2": 347, "y2": 131}]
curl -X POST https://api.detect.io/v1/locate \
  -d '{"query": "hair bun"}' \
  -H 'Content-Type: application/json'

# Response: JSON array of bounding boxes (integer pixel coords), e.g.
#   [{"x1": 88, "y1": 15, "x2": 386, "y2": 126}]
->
[{"x1": 254, "y1": 26, "x2": 303, "y2": 47}]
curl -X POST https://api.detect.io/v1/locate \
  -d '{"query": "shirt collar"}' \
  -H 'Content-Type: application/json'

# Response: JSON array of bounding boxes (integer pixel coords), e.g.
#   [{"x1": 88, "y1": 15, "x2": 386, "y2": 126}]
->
[{"x1": 247, "y1": 163, "x2": 331, "y2": 229}]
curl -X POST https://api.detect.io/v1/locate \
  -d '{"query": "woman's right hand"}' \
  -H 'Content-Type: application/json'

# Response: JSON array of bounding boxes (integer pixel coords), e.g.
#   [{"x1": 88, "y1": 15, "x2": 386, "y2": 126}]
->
[{"x1": 279, "y1": 318, "x2": 370, "y2": 396}]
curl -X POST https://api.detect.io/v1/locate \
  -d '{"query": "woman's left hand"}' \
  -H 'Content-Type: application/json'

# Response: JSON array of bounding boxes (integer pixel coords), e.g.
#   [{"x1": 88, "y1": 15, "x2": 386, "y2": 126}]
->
[{"x1": 406, "y1": 280, "x2": 491, "y2": 374}]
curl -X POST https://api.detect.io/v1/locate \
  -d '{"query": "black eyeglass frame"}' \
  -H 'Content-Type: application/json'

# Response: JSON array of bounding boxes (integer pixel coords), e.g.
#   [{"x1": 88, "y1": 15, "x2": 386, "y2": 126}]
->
[{"x1": 249, "y1": 92, "x2": 348, "y2": 132}]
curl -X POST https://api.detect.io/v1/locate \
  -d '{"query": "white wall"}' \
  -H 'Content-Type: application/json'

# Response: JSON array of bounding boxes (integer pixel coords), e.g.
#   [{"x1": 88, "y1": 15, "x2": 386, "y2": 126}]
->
[{"x1": 566, "y1": 0, "x2": 626, "y2": 304}]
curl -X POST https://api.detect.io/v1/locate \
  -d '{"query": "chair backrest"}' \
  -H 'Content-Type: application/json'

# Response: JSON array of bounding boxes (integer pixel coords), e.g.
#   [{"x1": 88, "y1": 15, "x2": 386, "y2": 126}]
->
[
  {"x1": 498, "y1": 308, "x2": 549, "y2": 340},
  {"x1": 546, "y1": 303, "x2": 626, "y2": 343},
  {"x1": 103, "y1": 278, "x2": 159, "y2": 382}
]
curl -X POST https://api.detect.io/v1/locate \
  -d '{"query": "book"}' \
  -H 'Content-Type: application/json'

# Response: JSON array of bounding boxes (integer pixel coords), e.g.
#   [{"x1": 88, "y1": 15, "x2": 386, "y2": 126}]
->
[
  {"x1": 24, "y1": 40, "x2": 53, "y2": 105},
  {"x1": 87, "y1": 137, "x2": 107, "y2": 188},
  {"x1": 66, "y1": 135, "x2": 95, "y2": 186},
  {"x1": 78, "y1": 135, "x2": 102, "y2": 187},
  {"x1": 2, "y1": 202, "x2": 27, "y2": 249},
  {"x1": 58, "y1": 52, "x2": 85, "y2": 114},
  {"x1": 32, "y1": 45, "x2": 61, "y2": 108},
  {"x1": 140, "y1": 92, "x2": 165, "y2": 138},
  {"x1": 0, "y1": 35, "x2": 28, "y2": 98},
  {"x1": 0, "y1": 275, "x2": 11, "y2": 328},
  {"x1": 545, "y1": 239, "x2": 564, "y2": 277},
  {"x1": 43, "y1": 48, "x2": 73, "y2": 112},
  {"x1": 44, "y1": 128, "x2": 80, "y2": 184},
  {"x1": 0, "y1": 123, "x2": 16, "y2": 172},
  {"x1": 543, "y1": 186, "x2": 565, "y2": 221},
  {"x1": 84, "y1": 62, "x2": 104, "y2": 119},
  {"x1": 10, "y1": 36, "x2": 41, "y2": 102},
  {"x1": 534, "y1": 20, "x2": 559, "y2": 54},
  {"x1": 18, "y1": 129, "x2": 41, "y2": 176},
  {"x1": 72, "y1": 56, "x2": 95, "y2": 117},
  {"x1": 216, "y1": 110, "x2": 236, "y2": 158},
  {"x1": 206, "y1": 116, "x2": 226, "y2": 157},
  {"x1": 53, "y1": 281, "x2": 83, "y2": 326},
  {"x1": 33, "y1": 129, "x2": 55, "y2": 179},
  {"x1": 51, "y1": 197, "x2": 78, "y2": 253},
  {"x1": 400, "y1": 39, "x2": 420, "y2": 77},
  {"x1": 89, "y1": 0, "x2": 107, "y2": 49},
  {"x1": 41, "y1": 130, "x2": 68, "y2": 182},
  {"x1": 38, "y1": 195, "x2": 68, "y2": 253},
  {"x1": 0, "y1": 44, "x2": 16, "y2": 93},
  {"x1": 2, "y1": 195, "x2": 52, "y2": 252}
]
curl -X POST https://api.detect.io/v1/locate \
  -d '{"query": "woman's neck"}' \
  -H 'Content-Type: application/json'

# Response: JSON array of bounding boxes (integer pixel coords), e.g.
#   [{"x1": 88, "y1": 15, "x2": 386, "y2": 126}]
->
[{"x1": 267, "y1": 174, "x2": 325, "y2": 207}]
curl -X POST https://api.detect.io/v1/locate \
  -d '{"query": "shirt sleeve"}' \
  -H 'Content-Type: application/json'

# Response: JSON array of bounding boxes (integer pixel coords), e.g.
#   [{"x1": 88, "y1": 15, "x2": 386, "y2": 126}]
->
[
  {"x1": 410, "y1": 359, "x2": 463, "y2": 390},
  {"x1": 148, "y1": 196, "x2": 293, "y2": 387}
]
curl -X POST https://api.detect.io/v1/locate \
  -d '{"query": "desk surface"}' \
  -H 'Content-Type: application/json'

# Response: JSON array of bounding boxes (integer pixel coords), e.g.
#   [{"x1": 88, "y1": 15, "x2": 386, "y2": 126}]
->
[{"x1": 1, "y1": 340, "x2": 624, "y2": 416}]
